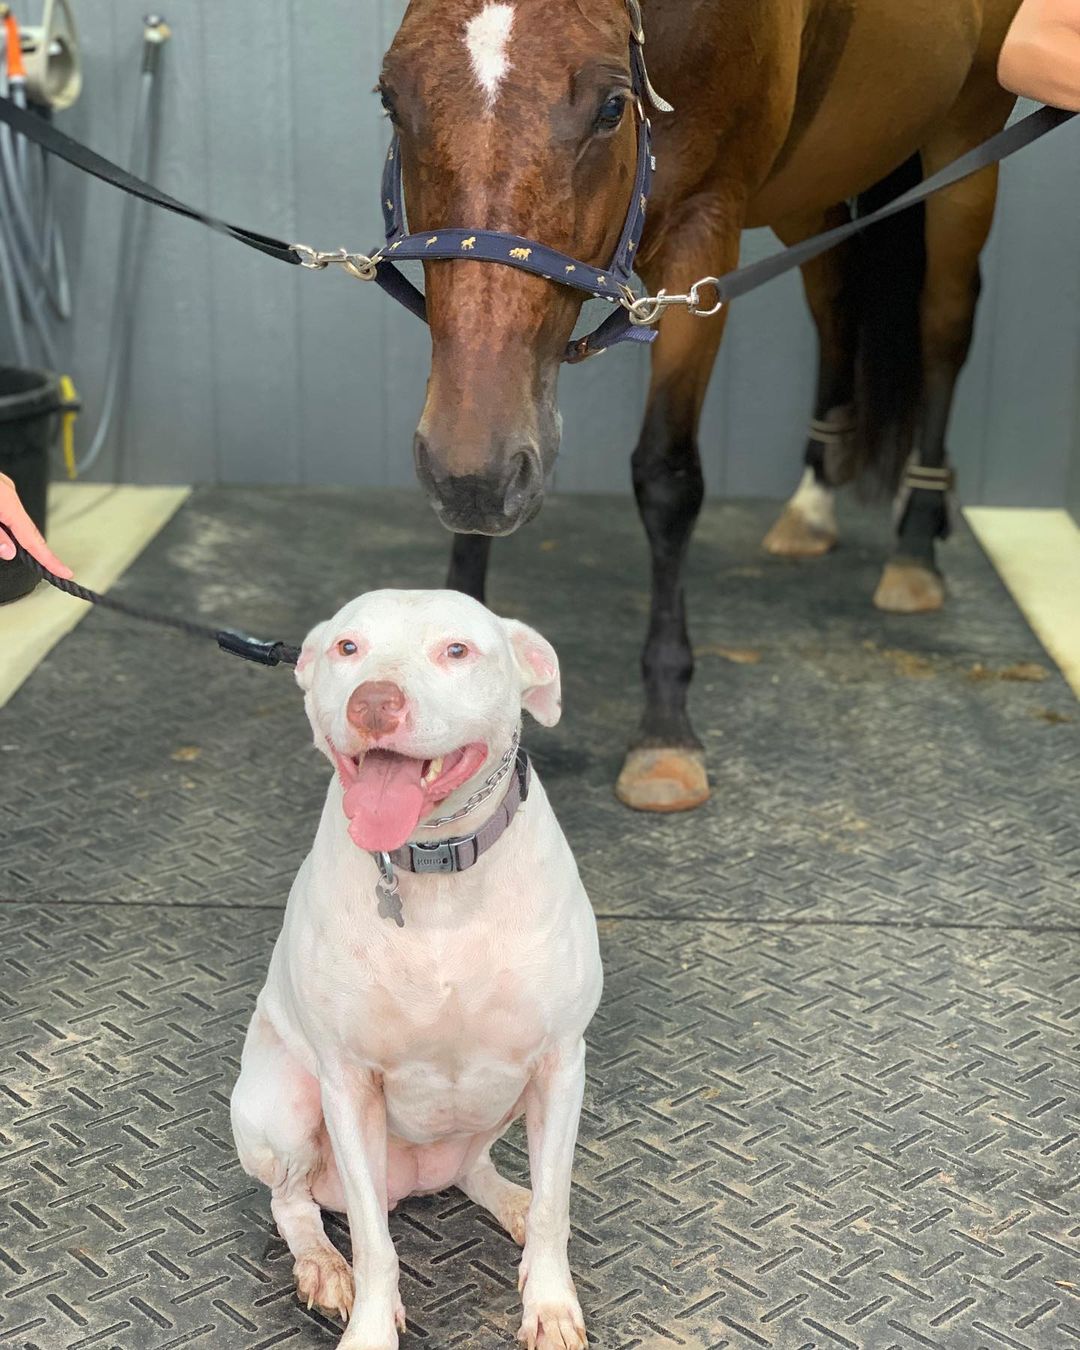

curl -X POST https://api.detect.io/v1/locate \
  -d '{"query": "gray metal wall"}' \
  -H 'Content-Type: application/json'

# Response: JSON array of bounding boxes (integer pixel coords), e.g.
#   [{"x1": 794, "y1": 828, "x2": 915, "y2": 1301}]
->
[{"x1": 11, "y1": 1, "x2": 1080, "y2": 505}]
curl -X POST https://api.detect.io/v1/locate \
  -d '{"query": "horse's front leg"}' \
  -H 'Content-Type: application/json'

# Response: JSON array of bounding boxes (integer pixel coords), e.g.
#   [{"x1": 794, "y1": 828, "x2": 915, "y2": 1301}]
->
[
  {"x1": 616, "y1": 215, "x2": 741, "y2": 813},
  {"x1": 446, "y1": 533, "x2": 492, "y2": 603}
]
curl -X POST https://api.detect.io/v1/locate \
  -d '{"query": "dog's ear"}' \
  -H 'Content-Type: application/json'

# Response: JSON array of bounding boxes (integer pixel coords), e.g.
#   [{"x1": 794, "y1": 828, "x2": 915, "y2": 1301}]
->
[
  {"x1": 503, "y1": 619, "x2": 561, "y2": 726},
  {"x1": 295, "y1": 620, "x2": 329, "y2": 693}
]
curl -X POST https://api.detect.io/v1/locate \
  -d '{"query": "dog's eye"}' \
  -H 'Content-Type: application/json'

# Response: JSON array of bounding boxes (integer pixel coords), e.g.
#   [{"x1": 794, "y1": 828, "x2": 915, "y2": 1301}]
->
[
  {"x1": 595, "y1": 93, "x2": 626, "y2": 133},
  {"x1": 337, "y1": 639, "x2": 358, "y2": 656},
  {"x1": 446, "y1": 642, "x2": 469, "y2": 660}
]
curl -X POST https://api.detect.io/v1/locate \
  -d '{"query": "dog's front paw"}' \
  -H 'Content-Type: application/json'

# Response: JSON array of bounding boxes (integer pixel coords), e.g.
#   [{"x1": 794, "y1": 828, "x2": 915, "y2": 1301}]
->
[
  {"x1": 337, "y1": 1296, "x2": 402, "y2": 1350},
  {"x1": 518, "y1": 1290, "x2": 586, "y2": 1350},
  {"x1": 294, "y1": 1245, "x2": 354, "y2": 1321},
  {"x1": 338, "y1": 1330, "x2": 399, "y2": 1350}
]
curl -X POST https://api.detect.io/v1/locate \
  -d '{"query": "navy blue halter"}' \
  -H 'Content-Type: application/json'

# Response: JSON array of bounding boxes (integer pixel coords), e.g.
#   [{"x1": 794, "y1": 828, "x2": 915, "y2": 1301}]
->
[{"x1": 369, "y1": 18, "x2": 662, "y2": 363}]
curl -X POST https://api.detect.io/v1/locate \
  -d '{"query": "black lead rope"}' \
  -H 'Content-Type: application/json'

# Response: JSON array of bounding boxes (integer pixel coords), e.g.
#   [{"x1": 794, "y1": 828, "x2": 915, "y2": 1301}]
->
[
  {"x1": 0, "y1": 96, "x2": 301, "y2": 266},
  {"x1": 6, "y1": 529, "x2": 300, "y2": 668},
  {"x1": 712, "y1": 104, "x2": 1077, "y2": 305},
  {"x1": 0, "y1": 93, "x2": 1074, "y2": 319}
]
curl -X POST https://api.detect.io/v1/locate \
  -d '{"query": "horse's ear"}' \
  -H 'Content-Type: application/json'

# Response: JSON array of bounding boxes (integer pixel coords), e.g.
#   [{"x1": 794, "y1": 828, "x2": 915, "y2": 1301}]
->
[
  {"x1": 295, "y1": 621, "x2": 329, "y2": 692},
  {"x1": 503, "y1": 619, "x2": 561, "y2": 727}
]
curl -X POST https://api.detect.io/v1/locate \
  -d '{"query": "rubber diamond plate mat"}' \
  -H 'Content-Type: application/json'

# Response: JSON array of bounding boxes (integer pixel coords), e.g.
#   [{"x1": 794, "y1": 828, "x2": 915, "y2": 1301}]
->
[
  {"x1": 1, "y1": 905, "x2": 1078, "y2": 1349},
  {"x1": 3, "y1": 490, "x2": 1077, "y2": 926},
  {"x1": 2, "y1": 488, "x2": 1079, "y2": 1348}
]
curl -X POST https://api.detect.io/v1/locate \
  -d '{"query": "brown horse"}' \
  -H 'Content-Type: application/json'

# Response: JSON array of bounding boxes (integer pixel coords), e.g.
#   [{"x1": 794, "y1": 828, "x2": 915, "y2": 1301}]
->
[{"x1": 381, "y1": 0, "x2": 1020, "y2": 816}]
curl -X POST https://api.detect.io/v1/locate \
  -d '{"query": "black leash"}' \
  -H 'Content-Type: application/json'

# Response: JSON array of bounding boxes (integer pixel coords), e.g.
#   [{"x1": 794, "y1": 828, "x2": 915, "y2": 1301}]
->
[
  {"x1": 5, "y1": 527, "x2": 299, "y2": 667},
  {"x1": 0, "y1": 94, "x2": 1073, "y2": 315},
  {"x1": 0, "y1": 97, "x2": 301, "y2": 266},
  {"x1": 713, "y1": 104, "x2": 1077, "y2": 304}
]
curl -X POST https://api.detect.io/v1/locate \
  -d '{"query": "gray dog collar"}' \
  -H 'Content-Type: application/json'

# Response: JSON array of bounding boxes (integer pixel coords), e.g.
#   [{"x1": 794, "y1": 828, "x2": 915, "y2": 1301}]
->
[{"x1": 371, "y1": 750, "x2": 531, "y2": 926}]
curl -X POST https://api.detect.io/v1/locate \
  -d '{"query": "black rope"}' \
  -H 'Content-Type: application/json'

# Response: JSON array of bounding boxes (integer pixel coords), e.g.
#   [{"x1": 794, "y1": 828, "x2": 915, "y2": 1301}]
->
[
  {"x1": 0, "y1": 96, "x2": 301, "y2": 266},
  {"x1": 8, "y1": 531, "x2": 300, "y2": 667},
  {"x1": 1, "y1": 93, "x2": 1074, "y2": 306},
  {"x1": 712, "y1": 105, "x2": 1077, "y2": 305}
]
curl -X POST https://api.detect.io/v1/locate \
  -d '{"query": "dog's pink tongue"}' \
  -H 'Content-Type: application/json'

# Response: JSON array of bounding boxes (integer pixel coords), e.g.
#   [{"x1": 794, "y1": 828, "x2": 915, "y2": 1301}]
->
[{"x1": 342, "y1": 752, "x2": 426, "y2": 852}]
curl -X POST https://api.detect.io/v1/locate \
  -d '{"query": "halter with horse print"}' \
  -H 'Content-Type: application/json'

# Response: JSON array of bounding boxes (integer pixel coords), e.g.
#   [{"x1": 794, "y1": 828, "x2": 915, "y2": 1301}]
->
[{"x1": 364, "y1": 0, "x2": 676, "y2": 366}]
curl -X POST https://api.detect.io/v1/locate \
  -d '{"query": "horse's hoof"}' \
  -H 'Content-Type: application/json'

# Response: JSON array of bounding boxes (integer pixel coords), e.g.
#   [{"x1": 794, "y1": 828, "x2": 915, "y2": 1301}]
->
[
  {"x1": 615, "y1": 747, "x2": 710, "y2": 813},
  {"x1": 762, "y1": 506, "x2": 837, "y2": 558},
  {"x1": 873, "y1": 560, "x2": 945, "y2": 613}
]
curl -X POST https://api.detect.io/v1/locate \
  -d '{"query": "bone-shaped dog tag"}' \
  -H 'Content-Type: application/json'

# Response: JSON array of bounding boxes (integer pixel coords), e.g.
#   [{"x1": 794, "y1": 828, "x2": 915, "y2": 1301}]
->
[
  {"x1": 376, "y1": 880, "x2": 405, "y2": 927},
  {"x1": 374, "y1": 853, "x2": 405, "y2": 927}
]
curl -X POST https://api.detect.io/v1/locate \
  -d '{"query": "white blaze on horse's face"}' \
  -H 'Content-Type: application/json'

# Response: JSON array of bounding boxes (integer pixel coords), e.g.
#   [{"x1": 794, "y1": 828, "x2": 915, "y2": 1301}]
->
[{"x1": 465, "y1": 2, "x2": 515, "y2": 108}]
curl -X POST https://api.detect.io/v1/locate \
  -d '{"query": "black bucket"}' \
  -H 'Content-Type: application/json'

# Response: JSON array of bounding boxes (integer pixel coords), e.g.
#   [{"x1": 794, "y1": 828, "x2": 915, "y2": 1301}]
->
[{"x1": 0, "y1": 366, "x2": 63, "y2": 604}]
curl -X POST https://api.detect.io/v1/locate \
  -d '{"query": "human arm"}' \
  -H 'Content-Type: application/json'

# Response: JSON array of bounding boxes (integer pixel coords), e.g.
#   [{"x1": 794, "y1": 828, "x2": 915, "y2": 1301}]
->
[{"x1": 999, "y1": 0, "x2": 1080, "y2": 110}]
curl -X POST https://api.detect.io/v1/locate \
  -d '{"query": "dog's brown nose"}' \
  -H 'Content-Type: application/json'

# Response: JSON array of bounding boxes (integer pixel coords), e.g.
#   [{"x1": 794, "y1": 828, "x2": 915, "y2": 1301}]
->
[{"x1": 347, "y1": 681, "x2": 406, "y2": 737}]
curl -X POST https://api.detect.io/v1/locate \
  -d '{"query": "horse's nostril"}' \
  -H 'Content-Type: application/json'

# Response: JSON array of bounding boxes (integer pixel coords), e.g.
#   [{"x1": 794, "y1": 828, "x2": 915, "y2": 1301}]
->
[
  {"x1": 411, "y1": 438, "x2": 544, "y2": 534},
  {"x1": 502, "y1": 448, "x2": 541, "y2": 516},
  {"x1": 414, "y1": 435, "x2": 439, "y2": 489}
]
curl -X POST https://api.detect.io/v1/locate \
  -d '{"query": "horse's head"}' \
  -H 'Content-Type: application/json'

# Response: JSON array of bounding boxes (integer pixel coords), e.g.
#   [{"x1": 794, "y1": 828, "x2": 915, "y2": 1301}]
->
[{"x1": 382, "y1": 0, "x2": 641, "y2": 534}]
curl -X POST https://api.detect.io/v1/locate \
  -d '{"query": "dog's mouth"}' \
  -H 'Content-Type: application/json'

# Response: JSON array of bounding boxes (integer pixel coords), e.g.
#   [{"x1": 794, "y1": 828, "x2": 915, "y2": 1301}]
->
[{"x1": 329, "y1": 742, "x2": 489, "y2": 853}]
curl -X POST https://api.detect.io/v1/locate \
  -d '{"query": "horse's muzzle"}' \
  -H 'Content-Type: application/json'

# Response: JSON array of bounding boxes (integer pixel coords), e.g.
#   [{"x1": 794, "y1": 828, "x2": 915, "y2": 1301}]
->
[{"x1": 414, "y1": 439, "x2": 545, "y2": 535}]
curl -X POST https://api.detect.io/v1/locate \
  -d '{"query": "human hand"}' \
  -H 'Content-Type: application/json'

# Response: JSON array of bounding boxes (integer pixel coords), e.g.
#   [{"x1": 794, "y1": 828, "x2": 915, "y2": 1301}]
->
[{"x1": 0, "y1": 472, "x2": 73, "y2": 578}]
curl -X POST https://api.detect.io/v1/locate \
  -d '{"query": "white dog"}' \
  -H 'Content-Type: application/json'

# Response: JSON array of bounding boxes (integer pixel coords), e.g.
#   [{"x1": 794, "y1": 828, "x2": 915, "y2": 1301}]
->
[{"x1": 230, "y1": 590, "x2": 602, "y2": 1350}]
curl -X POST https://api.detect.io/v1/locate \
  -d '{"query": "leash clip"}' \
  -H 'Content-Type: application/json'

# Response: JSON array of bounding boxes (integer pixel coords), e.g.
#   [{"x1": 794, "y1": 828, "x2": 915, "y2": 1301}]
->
[
  {"x1": 622, "y1": 276, "x2": 725, "y2": 326},
  {"x1": 291, "y1": 244, "x2": 382, "y2": 281}
]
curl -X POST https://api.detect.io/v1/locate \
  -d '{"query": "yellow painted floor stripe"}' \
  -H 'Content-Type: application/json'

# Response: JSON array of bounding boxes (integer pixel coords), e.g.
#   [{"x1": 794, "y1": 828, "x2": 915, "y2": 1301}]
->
[
  {"x1": 0, "y1": 483, "x2": 190, "y2": 707},
  {"x1": 965, "y1": 507, "x2": 1080, "y2": 700}
]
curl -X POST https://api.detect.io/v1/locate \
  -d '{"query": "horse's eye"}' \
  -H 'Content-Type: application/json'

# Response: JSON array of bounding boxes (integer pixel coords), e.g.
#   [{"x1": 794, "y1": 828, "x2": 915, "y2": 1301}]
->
[
  {"x1": 378, "y1": 86, "x2": 397, "y2": 120},
  {"x1": 337, "y1": 639, "x2": 358, "y2": 657},
  {"x1": 595, "y1": 94, "x2": 626, "y2": 132},
  {"x1": 446, "y1": 642, "x2": 469, "y2": 660}
]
